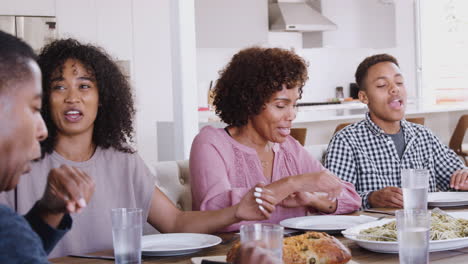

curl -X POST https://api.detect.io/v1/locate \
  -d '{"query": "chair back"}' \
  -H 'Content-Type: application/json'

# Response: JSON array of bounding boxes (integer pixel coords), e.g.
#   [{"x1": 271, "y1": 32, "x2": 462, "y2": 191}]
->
[
  {"x1": 290, "y1": 128, "x2": 307, "y2": 146},
  {"x1": 406, "y1": 117, "x2": 425, "y2": 125},
  {"x1": 334, "y1": 123, "x2": 352, "y2": 134},
  {"x1": 154, "y1": 160, "x2": 192, "y2": 211},
  {"x1": 449, "y1": 115, "x2": 468, "y2": 158}
]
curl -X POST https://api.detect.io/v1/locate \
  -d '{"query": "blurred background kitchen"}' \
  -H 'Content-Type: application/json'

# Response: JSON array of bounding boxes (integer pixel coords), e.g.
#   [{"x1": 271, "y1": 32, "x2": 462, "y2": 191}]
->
[{"x1": 1, "y1": 0, "x2": 467, "y2": 168}]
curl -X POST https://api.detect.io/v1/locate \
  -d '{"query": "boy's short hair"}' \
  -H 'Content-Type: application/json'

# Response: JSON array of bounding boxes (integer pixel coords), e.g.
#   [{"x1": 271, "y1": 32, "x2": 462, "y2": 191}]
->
[
  {"x1": 355, "y1": 54, "x2": 399, "y2": 91},
  {"x1": 0, "y1": 30, "x2": 37, "y2": 94}
]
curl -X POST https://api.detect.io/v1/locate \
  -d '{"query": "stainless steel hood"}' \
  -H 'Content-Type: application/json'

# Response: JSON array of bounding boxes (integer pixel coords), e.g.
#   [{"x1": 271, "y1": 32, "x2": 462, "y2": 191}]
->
[{"x1": 269, "y1": 1, "x2": 337, "y2": 32}]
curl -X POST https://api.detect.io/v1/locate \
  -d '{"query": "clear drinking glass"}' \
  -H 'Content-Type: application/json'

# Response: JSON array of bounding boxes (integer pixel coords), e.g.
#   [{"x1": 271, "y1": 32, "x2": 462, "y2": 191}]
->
[
  {"x1": 240, "y1": 223, "x2": 283, "y2": 260},
  {"x1": 111, "y1": 208, "x2": 143, "y2": 264},
  {"x1": 396, "y1": 209, "x2": 431, "y2": 264},
  {"x1": 401, "y1": 169, "x2": 430, "y2": 210}
]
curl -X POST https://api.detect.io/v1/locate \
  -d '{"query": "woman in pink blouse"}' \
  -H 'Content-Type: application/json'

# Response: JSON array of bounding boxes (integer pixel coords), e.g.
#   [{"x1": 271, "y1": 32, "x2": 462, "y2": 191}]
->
[{"x1": 190, "y1": 47, "x2": 361, "y2": 231}]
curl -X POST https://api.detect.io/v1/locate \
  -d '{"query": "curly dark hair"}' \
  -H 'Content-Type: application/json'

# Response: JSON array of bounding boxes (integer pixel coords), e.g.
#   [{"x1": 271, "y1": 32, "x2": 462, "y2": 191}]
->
[
  {"x1": 355, "y1": 53, "x2": 399, "y2": 91},
  {"x1": 213, "y1": 47, "x2": 308, "y2": 127},
  {"x1": 38, "y1": 38, "x2": 135, "y2": 154}
]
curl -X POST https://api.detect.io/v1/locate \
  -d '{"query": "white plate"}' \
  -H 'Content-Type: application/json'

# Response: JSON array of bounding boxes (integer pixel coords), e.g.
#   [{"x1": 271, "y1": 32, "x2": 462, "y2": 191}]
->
[
  {"x1": 342, "y1": 212, "x2": 468, "y2": 253},
  {"x1": 141, "y1": 233, "x2": 222, "y2": 256},
  {"x1": 279, "y1": 215, "x2": 377, "y2": 233},
  {"x1": 428, "y1": 192, "x2": 468, "y2": 207}
]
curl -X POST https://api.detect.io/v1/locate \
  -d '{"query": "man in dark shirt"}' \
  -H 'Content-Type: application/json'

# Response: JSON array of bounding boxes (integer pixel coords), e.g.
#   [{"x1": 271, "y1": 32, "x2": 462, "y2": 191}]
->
[{"x1": 0, "y1": 31, "x2": 95, "y2": 263}]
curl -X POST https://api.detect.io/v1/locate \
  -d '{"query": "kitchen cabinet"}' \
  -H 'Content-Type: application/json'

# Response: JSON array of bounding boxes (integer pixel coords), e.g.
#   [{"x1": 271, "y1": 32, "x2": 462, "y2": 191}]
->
[
  {"x1": 195, "y1": 0, "x2": 268, "y2": 48},
  {"x1": 318, "y1": 0, "x2": 396, "y2": 48}
]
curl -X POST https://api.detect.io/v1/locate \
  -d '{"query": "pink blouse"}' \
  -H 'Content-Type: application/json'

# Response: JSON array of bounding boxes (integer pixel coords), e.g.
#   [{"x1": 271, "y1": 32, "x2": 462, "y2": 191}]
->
[{"x1": 189, "y1": 126, "x2": 361, "y2": 231}]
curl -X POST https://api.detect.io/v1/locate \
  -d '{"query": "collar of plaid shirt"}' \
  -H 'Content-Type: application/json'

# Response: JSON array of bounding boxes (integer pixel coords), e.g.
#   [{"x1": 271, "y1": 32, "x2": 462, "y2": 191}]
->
[{"x1": 364, "y1": 112, "x2": 416, "y2": 140}]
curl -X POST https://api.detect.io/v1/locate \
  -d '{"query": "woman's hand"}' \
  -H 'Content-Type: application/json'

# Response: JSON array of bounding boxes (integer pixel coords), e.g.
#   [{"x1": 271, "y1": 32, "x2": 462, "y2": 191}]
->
[
  {"x1": 297, "y1": 170, "x2": 343, "y2": 200},
  {"x1": 234, "y1": 183, "x2": 277, "y2": 221},
  {"x1": 280, "y1": 191, "x2": 337, "y2": 213},
  {"x1": 280, "y1": 191, "x2": 317, "y2": 208}
]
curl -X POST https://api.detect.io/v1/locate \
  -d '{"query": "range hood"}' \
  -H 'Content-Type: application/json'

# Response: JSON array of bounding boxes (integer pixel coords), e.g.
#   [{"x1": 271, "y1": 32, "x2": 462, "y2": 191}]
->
[{"x1": 269, "y1": 1, "x2": 337, "y2": 32}]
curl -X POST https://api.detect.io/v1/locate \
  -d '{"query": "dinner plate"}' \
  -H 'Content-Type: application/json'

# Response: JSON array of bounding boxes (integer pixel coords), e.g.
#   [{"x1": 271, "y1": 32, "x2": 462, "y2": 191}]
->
[
  {"x1": 342, "y1": 212, "x2": 468, "y2": 253},
  {"x1": 141, "y1": 233, "x2": 222, "y2": 256},
  {"x1": 279, "y1": 215, "x2": 377, "y2": 233},
  {"x1": 428, "y1": 192, "x2": 468, "y2": 207}
]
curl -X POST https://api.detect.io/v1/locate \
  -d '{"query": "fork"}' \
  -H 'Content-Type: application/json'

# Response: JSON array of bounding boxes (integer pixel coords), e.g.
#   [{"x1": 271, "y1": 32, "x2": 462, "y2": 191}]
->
[{"x1": 68, "y1": 254, "x2": 115, "y2": 260}]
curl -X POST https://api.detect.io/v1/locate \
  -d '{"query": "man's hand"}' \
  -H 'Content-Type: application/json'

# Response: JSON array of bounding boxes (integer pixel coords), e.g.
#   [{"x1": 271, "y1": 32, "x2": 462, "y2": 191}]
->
[
  {"x1": 450, "y1": 169, "x2": 468, "y2": 190},
  {"x1": 368, "y1": 187, "x2": 403, "y2": 208},
  {"x1": 39, "y1": 165, "x2": 95, "y2": 214}
]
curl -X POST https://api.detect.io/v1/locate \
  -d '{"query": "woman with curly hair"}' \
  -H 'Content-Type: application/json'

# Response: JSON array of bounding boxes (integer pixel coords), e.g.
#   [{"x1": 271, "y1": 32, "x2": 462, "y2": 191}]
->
[
  {"x1": 190, "y1": 47, "x2": 361, "y2": 231},
  {"x1": 2, "y1": 39, "x2": 277, "y2": 258}
]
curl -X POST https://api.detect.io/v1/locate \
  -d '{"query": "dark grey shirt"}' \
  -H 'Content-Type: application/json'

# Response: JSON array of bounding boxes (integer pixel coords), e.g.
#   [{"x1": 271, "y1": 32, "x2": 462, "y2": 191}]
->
[{"x1": 387, "y1": 128, "x2": 405, "y2": 159}]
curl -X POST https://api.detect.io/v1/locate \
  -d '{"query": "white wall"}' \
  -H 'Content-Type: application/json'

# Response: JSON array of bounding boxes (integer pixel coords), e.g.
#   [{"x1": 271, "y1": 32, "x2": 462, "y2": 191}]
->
[
  {"x1": 0, "y1": 0, "x2": 55, "y2": 16},
  {"x1": 196, "y1": 0, "x2": 417, "y2": 106},
  {"x1": 132, "y1": 0, "x2": 173, "y2": 166}
]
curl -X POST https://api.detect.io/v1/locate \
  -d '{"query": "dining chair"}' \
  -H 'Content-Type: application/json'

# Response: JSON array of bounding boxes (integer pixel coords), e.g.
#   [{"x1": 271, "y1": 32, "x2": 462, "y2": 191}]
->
[
  {"x1": 449, "y1": 115, "x2": 468, "y2": 166},
  {"x1": 290, "y1": 128, "x2": 307, "y2": 146},
  {"x1": 154, "y1": 160, "x2": 192, "y2": 211}
]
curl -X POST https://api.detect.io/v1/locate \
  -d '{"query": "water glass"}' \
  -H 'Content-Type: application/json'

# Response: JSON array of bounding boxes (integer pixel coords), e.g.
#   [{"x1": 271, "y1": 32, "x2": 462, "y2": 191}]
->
[
  {"x1": 240, "y1": 223, "x2": 283, "y2": 260},
  {"x1": 401, "y1": 169, "x2": 429, "y2": 210},
  {"x1": 111, "y1": 208, "x2": 143, "y2": 264},
  {"x1": 396, "y1": 209, "x2": 431, "y2": 264}
]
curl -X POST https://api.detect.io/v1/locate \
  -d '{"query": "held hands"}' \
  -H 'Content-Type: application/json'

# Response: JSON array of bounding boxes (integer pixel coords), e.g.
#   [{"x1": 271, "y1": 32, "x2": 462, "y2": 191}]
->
[
  {"x1": 234, "y1": 242, "x2": 282, "y2": 264},
  {"x1": 39, "y1": 165, "x2": 95, "y2": 214},
  {"x1": 299, "y1": 170, "x2": 343, "y2": 200},
  {"x1": 368, "y1": 186, "x2": 403, "y2": 208},
  {"x1": 450, "y1": 169, "x2": 468, "y2": 190},
  {"x1": 280, "y1": 191, "x2": 337, "y2": 213},
  {"x1": 235, "y1": 183, "x2": 277, "y2": 221}
]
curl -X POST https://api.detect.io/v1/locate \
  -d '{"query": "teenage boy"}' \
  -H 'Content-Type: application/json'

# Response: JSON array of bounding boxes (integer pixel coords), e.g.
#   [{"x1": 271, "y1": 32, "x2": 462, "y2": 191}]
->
[{"x1": 325, "y1": 54, "x2": 466, "y2": 208}]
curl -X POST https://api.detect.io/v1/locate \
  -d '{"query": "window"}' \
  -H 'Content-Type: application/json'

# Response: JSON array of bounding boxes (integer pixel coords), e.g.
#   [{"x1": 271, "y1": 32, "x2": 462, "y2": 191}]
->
[{"x1": 417, "y1": 0, "x2": 468, "y2": 105}]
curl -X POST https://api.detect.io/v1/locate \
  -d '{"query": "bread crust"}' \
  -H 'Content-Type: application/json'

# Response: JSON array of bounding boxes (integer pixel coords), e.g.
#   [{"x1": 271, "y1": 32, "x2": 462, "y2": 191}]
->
[{"x1": 226, "y1": 231, "x2": 352, "y2": 264}]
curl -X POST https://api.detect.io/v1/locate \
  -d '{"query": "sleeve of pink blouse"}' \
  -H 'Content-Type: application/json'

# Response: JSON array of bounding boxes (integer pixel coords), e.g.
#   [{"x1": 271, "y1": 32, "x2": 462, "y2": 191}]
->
[
  {"x1": 294, "y1": 140, "x2": 361, "y2": 214},
  {"x1": 189, "y1": 131, "x2": 250, "y2": 214},
  {"x1": 332, "y1": 180, "x2": 361, "y2": 214}
]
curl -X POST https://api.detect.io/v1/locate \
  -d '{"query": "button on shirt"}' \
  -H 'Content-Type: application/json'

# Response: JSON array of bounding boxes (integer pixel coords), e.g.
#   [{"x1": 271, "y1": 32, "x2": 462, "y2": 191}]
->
[{"x1": 324, "y1": 112, "x2": 465, "y2": 208}]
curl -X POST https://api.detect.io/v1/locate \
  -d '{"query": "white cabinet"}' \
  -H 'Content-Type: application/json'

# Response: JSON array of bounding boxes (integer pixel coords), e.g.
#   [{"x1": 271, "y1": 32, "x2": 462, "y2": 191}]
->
[
  {"x1": 195, "y1": 0, "x2": 268, "y2": 48},
  {"x1": 319, "y1": 0, "x2": 396, "y2": 48}
]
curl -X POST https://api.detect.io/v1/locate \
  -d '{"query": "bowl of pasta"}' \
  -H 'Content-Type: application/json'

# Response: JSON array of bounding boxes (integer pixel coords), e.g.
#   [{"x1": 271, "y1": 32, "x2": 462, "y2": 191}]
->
[{"x1": 342, "y1": 210, "x2": 468, "y2": 253}]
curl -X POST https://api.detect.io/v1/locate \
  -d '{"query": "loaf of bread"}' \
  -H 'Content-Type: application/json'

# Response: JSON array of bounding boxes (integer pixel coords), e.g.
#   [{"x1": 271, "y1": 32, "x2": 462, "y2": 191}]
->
[{"x1": 226, "y1": 231, "x2": 352, "y2": 264}]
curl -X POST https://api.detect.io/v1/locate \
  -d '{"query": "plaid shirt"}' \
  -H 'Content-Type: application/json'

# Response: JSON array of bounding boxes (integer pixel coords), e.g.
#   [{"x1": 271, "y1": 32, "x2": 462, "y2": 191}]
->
[{"x1": 324, "y1": 112, "x2": 465, "y2": 208}]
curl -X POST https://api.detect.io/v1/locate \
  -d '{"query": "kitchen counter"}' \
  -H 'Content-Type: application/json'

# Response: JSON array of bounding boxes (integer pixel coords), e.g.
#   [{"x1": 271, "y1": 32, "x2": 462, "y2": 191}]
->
[
  {"x1": 199, "y1": 101, "x2": 468, "y2": 124},
  {"x1": 197, "y1": 101, "x2": 468, "y2": 146},
  {"x1": 294, "y1": 102, "x2": 468, "y2": 124}
]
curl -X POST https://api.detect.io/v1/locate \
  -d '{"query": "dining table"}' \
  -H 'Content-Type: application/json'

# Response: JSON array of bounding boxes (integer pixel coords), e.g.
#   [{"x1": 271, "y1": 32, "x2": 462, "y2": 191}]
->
[{"x1": 50, "y1": 207, "x2": 468, "y2": 264}]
